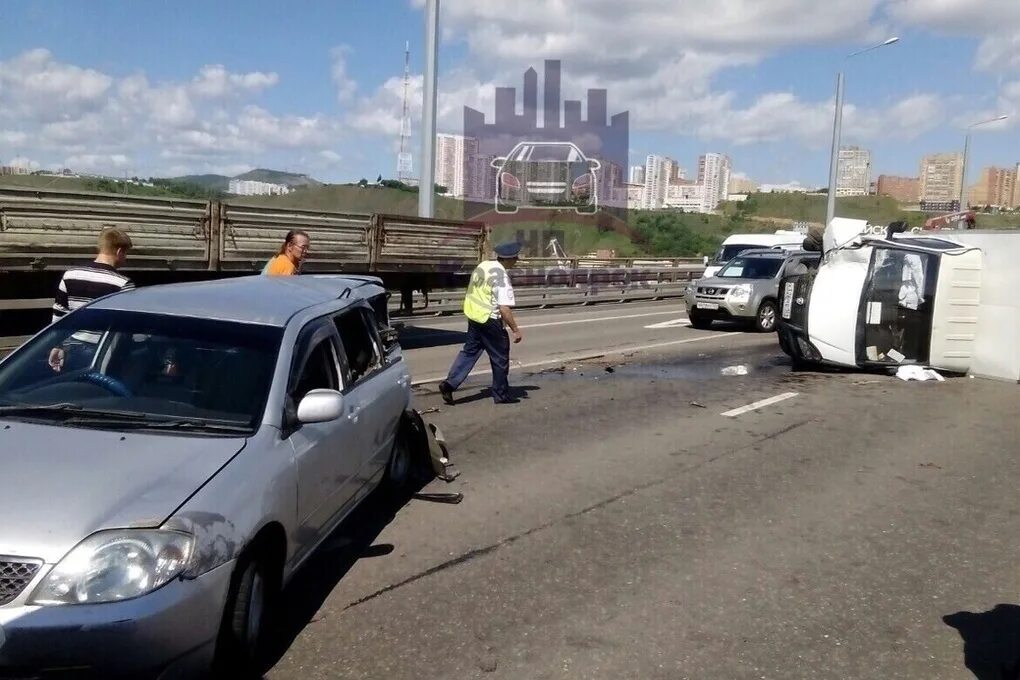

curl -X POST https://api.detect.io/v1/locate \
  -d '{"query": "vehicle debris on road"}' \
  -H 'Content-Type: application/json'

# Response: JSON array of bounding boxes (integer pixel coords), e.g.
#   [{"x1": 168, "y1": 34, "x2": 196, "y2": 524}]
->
[{"x1": 895, "y1": 366, "x2": 946, "y2": 382}]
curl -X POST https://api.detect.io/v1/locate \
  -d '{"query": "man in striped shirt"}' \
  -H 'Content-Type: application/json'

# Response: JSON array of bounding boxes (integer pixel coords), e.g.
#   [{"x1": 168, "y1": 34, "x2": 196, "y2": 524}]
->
[{"x1": 48, "y1": 228, "x2": 134, "y2": 372}]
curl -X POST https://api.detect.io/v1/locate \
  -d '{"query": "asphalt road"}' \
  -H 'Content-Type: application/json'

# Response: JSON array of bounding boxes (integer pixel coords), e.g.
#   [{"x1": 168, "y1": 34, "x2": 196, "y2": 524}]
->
[
  {"x1": 265, "y1": 311, "x2": 1020, "y2": 679},
  {"x1": 396, "y1": 300, "x2": 715, "y2": 384}
]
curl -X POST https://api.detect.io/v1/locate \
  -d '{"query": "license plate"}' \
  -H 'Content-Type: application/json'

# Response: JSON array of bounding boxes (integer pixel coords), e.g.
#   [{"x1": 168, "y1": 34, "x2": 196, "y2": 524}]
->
[
  {"x1": 696, "y1": 302, "x2": 719, "y2": 310},
  {"x1": 782, "y1": 282, "x2": 795, "y2": 319}
]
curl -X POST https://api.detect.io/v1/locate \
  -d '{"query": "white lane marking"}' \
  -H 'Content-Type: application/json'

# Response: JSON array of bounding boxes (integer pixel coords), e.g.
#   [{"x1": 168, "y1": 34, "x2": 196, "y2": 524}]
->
[
  {"x1": 404, "y1": 309, "x2": 683, "y2": 333},
  {"x1": 522, "y1": 310, "x2": 683, "y2": 329},
  {"x1": 721, "y1": 392, "x2": 799, "y2": 418},
  {"x1": 644, "y1": 318, "x2": 692, "y2": 329},
  {"x1": 411, "y1": 333, "x2": 738, "y2": 386}
]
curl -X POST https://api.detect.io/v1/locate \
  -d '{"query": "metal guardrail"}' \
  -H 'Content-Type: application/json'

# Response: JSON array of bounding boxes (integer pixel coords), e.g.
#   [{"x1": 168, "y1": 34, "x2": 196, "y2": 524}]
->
[
  {"x1": 0, "y1": 277, "x2": 699, "y2": 355},
  {"x1": 407, "y1": 281, "x2": 689, "y2": 316}
]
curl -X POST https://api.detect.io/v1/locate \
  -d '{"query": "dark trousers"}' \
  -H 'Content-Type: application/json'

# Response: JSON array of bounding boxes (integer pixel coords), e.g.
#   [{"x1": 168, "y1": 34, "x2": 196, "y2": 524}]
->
[{"x1": 445, "y1": 318, "x2": 510, "y2": 401}]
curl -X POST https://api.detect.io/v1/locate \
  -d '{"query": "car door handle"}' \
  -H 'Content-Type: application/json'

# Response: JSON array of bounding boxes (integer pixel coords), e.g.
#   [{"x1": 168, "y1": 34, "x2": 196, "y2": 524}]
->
[
  {"x1": 348, "y1": 405, "x2": 363, "y2": 422},
  {"x1": 397, "y1": 376, "x2": 409, "y2": 387}
]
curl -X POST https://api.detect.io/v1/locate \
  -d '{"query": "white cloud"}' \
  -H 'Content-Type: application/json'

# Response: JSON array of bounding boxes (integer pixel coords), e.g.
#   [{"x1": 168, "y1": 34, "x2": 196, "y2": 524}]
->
[
  {"x1": 887, "y1": 0, "x2": 1020, "y2": 73},
  {"x1": 65, "y1": 153, "x2": 131, "y2": 173},
  {"x1": 8, "y1": 156, "x2": 40, "y2": 171},
  {"x1": 0, "y1": 48, "x2": 112, "y2": 122},
  {"x1": 331, "y1": 46, "x2": 358, "y2": 103},
  {"x1": 1, "y1": 130, "x2": 28, "y2": 146},
  {"x1": 0, "y1": 49, "x2": 349, "y2": 177},
  {"x1": 191, "y1": 65, "x2": 279, "y2": 98}
]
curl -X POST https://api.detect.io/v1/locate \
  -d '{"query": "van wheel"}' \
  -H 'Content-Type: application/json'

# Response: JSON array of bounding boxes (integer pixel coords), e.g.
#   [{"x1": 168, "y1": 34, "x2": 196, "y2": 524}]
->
[
  {"x1": 688, "y1": 311, "x2": 713, "y2": 330},
  {"x1": 755, "y1": 300, "x2": 778, "y2": 333},
  {"x1": 214, "y1": 548, "x2": 278, "y2": 677}
]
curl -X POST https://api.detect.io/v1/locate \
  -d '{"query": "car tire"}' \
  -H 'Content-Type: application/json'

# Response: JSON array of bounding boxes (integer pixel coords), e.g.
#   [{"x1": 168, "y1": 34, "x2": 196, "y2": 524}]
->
[
  {"x1": 214, "y1": 547, "x2": 278, "y2": 677},
  {"x1": 688, "y1": 311, "x2": 713, "y2": 330},
  {"x1": 382, "y1": 424, "x2": 416, "y2": 496},
  {"x1": 754, "y1": 300, "x2": 778, "y2": 333}
]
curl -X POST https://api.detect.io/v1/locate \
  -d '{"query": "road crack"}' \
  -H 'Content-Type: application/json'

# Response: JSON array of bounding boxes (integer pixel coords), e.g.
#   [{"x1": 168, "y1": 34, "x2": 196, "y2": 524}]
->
[{"x1": 341, "y1": 418, "x2": 814, "y2": 612}]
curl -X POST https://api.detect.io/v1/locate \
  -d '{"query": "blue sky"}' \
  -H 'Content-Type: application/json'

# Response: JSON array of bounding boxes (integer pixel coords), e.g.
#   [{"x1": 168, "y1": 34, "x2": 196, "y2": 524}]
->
[{"x1": 1, "y1": 0, "x2": 1017, "y2": 187}]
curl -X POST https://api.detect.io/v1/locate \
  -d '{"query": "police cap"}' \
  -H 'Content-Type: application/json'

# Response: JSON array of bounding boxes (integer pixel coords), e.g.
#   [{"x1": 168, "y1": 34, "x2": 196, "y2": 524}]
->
[{"x1": 494, "y1": 241, "x2": 522, "y2": 258}]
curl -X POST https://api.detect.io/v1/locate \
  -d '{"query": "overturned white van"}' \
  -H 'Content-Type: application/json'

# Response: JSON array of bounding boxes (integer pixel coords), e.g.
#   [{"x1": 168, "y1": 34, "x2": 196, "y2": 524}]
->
[{"x1": 776, "y1": 218, "x2": 983, "y2": 373}]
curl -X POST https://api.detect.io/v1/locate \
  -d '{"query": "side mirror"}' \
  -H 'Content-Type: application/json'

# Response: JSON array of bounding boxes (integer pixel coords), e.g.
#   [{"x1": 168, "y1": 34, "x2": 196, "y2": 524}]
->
[
  {"x1": 491, "y1": 157, "x2": 506, "y2": 169},
  {"x1": 703, "y1": 255, "x2": 709, "y2": 266},
  {"x1": 296, "y1": 389, "x2": 345, "y2": 424},
  {"x1": 588, "y1": 158, "x2": 601, "y2": 170}
]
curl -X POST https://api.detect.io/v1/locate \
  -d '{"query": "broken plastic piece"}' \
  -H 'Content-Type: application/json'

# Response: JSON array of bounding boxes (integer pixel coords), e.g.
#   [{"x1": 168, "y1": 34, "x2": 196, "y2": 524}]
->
[
  {"x1": 887, "y1": 348, "x2": 906, "y2": 363},
  {"x1": 721, "y1": 365, "x2": 749, "y2": 376}
]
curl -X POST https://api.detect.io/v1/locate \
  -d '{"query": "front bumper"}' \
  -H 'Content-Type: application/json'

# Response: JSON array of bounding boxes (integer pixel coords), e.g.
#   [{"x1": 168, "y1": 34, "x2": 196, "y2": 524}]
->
[
  {"x1": 0, "y1": 560, "x2": 234, "y2": 678},
  {"x1": 685, "y1": 293, "x2": 755, "y2": 320},
  {"x1": 776, "y1": 320, "x2": 824, "y2": 364}
]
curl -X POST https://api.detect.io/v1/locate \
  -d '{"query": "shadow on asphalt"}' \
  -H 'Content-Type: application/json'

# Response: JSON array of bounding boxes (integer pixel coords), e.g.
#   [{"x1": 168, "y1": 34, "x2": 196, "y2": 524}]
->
[
  {"x1": 944, "y1": 605, "x2": 1020, "y2": 680},
  {"x1": 396, "y1": 324, "x2": 467, "y2": 350},
  {"x1": 444, "y1": 384, "x2": 540, "y2": 405},
  {"x1": 259, "y1": 476, "x2": 434, "y2": 676}
]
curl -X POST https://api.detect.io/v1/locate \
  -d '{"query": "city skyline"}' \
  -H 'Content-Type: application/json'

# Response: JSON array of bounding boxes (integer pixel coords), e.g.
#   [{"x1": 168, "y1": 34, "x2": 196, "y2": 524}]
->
[{"x1": 0, "y1": 2, "x2": 1017, "y2": 189}]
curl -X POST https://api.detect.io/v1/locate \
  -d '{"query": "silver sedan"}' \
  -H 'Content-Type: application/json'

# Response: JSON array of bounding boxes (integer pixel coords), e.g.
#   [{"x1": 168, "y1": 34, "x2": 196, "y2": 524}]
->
[{"x1": 0, "y1": 274, "x2": 419, "y2": 677}]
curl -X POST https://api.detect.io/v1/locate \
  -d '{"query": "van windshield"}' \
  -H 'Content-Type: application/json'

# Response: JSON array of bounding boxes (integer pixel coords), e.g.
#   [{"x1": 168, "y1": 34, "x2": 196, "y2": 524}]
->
[
  {"x1": 717, "y1": 256, "x2": 784, "y2": 279},
  {"x1": 715, "y1": 244, "x2": 760, "y2": 263}
]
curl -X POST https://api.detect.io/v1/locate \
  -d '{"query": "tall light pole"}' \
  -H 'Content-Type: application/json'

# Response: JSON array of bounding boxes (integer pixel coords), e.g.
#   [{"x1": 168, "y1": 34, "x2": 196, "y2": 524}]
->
[
  {"x1": 418, "y1": 0, "x2": 440, "y2": 218},
  {"x1": 959, "y1": 114, "x2": 1008, "y2": 209},
  {"x1": 825, "y1": 37, "x2": 899, "y2": 229}
]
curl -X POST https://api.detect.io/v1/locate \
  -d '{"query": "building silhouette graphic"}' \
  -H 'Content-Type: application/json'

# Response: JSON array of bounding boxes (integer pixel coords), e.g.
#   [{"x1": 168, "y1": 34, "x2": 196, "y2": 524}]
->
[{"x1": 461, "y1": 59, "x2": 629, "y2": 227}]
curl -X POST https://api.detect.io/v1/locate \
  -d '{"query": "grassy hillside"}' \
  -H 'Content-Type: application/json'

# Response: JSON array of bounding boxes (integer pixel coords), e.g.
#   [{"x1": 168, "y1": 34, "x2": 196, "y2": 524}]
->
[
  {"x1": 169, "y1": 174, "x2": 231, "y2": 192},
  {"x1": 231, "y1": 183, "x2": 469, "y2": 219},
  {"x1": 5, "y1": 175, "x2": 1013, "y2": 258},
  {"x1": 234, "y1": 168, "x2": 322, "y2": 187},
  {"x1": 0, "y1": 174, "x2": 221, "y2": 199},
  {"x1": 720, "y1": 192, "x2": 1018, "y2": 230}
]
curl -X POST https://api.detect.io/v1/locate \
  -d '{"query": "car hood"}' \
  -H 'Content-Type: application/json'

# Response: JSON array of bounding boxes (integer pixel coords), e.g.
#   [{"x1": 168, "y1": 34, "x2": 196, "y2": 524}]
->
[
  {"x1": 0, "y1": 419, "x2": 246, "y2": 564},
  {"x1": 695, "y1": 275, "x2": 771, "y2": 288}
]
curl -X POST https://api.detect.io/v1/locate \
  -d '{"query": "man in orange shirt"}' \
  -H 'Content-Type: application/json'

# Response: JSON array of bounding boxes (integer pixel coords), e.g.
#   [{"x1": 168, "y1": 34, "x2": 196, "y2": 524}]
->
[{"x1": 263, "y1": 230, "x2": 310, "y2": 275}]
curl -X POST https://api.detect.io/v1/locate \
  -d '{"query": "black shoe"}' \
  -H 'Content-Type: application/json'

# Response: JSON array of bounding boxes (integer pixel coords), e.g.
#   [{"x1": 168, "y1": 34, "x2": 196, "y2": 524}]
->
[
  {"x1": 438, "y1": 381, "x2": 455, "y2": 405},
  {"x1": 493, "y1": 397, "x2": 520, "y2": 404}
]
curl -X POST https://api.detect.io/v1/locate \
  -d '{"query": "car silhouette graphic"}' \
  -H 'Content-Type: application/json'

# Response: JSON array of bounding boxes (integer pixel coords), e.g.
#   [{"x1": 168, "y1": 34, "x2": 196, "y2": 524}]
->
[{"x1": 491, "y1": 141, "x2": 600, "y2": 215}]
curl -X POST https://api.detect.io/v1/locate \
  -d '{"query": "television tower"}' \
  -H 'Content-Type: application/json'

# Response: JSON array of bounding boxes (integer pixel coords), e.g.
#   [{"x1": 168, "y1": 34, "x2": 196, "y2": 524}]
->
[{"x1": 397, "y1": 40, "x2": 413, "y2": 183}]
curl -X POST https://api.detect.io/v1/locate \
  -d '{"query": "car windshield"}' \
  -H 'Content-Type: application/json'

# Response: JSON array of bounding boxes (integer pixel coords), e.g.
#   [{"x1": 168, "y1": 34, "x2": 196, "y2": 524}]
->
[
  {"x1": 513, "y1": 144, "x2": 581, "y2": 162},
  {"x1": 717, "y1": 256, "x2": 784, "y2": 279},
  {"x1": 715, "y1": 244, "x2": 760, "y2": 264},
  {"x1": 0, "y1": 308, "x2": 283, "y2": 432}
]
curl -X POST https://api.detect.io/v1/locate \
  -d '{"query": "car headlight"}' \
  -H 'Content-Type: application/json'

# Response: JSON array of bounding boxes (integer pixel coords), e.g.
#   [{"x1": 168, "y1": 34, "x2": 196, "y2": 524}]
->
[
  {"x1": 30, "y1": 530, "x2": 194, "y2": 605},
  {"x1": 728, "y1": 284, "x2": 752, "y2": 305}
]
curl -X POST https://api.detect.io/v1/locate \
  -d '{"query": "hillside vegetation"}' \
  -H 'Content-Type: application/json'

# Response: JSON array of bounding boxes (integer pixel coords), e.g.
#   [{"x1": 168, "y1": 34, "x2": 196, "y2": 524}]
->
[{"x1": 4, "y1": 174, "x2": 1015, "y2": 258}]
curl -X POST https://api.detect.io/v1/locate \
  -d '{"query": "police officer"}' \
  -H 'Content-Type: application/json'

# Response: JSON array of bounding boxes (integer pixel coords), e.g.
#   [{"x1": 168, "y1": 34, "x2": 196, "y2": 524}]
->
[{"x1": 438, "y1": 241, "x2": 523, "y2": 405}]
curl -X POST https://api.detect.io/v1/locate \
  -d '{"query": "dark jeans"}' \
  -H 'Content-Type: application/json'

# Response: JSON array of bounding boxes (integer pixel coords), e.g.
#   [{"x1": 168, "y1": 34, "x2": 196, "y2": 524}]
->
[{"x1": 445, "y1": 318, "x2": 511, "y2": 401}]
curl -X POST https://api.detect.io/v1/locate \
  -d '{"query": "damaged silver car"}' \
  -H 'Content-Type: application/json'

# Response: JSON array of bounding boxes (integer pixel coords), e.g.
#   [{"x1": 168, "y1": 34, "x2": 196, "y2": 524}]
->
[{"x1": 0, "y1": 274, "x2": 427, "y2": 677}]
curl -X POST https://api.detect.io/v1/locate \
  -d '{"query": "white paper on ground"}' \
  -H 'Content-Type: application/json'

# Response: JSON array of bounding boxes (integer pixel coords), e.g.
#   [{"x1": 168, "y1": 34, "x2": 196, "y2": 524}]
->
[{"x1": 896, "y1": 365, "x2": 945, "y2": 382}]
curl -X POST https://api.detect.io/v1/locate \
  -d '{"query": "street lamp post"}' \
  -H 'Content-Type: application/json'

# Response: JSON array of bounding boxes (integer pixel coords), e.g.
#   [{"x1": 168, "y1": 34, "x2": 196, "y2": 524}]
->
[
  {"x1": 959, "y1": 115, "x2": 1008, "y2": 209},
  {"x1": 825, "y1": 37, "x2": 899, "y2": 230},
  {"x1": 418, "y1": 0, "x2": 440, "y2": 219}
]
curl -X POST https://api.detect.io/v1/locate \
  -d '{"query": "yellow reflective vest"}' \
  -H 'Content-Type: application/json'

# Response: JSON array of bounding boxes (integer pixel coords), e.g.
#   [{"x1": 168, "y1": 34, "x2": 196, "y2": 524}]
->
[{"x1": 463, "y1": 260, "x2": 501, "y2": 323}]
